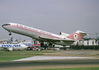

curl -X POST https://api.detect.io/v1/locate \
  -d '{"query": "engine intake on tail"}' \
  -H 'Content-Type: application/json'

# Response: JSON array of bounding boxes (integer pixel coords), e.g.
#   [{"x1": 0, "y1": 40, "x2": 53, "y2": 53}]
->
[{"x1": 60, "y1": 32, "x2": 69, "y2": 36}]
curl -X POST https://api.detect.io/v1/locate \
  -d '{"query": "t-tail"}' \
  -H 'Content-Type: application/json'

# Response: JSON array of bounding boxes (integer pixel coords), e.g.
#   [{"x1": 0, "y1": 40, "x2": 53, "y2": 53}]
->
[{"x1": 67, "y1": 30, "x2": 87, "y2": 40}]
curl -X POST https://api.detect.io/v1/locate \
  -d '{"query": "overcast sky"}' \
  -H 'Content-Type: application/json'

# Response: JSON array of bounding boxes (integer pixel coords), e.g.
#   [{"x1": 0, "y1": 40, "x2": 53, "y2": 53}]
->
[{"x1": 0, "y1": 0, "x2": 99, "y2": 40}]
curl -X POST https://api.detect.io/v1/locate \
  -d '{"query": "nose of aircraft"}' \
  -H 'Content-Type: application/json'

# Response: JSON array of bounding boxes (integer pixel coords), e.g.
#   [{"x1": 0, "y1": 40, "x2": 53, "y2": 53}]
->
[{"x1": 2, "y1": 24, "x2": 5, "y2": 27}]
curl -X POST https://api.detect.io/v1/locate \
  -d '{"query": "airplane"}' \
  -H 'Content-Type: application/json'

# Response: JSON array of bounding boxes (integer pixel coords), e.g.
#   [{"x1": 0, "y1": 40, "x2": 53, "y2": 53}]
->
[
  {"x1": 0, "y1": 43, "x2": 28, "y2": 51},
  {"x1": 2, "y1": 23, "x2": 87, "y2": 46}
]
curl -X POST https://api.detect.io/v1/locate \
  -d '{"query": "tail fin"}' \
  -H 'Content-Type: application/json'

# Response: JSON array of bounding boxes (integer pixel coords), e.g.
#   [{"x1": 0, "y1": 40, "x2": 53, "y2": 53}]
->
[{"x1": 67, "y1": 30, "x2": 87, "y2": 40}]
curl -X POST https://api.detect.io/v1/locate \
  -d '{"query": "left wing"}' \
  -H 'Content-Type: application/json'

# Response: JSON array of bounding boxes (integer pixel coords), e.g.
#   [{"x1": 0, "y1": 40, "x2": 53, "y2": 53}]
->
[{"x1": 39, "y1": 36, "x2": 75, "y2": 44}]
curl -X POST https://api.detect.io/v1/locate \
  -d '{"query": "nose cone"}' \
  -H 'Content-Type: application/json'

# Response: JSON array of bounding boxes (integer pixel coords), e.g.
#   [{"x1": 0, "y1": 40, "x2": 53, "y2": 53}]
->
[{"x1": 2, "y1": 24, "x2": 5, "y2": 27}]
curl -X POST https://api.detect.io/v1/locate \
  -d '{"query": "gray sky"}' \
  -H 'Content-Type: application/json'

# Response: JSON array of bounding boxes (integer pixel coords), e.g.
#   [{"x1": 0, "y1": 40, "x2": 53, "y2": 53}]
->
[{"x1": 0, "y1": 0, "x2": 99, "y2": 40}]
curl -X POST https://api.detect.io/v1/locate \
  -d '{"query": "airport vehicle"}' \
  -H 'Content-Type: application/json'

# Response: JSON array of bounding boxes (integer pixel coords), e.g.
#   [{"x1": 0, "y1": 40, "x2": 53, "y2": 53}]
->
[
  {"x1": 27, "y1": 44, "x2": 44, "y2": 51},
  {"x1": 0, "y1": 43, "x2": 28, "y2": 51},
  {"x1": 27, "y1": 46, "x2": 44, "y2": 51},
  {"x1": 27, "y1": 46, "x2": 34, "y2": 50},
  {"x1": 34, "y1": 46, "x2": 44, "y2": 51},
  {"x1": 33, "y1": 44, "x2": 44, "y2": 51},
  {"x1": 2, "y1": 23, "x2": 87, "y2": 46}
]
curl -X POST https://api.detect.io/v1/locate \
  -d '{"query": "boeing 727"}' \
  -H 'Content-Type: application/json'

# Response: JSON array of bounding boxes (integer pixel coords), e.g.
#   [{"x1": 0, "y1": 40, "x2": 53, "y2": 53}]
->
[{"x1": 2, "y1": 23, "x2": 87, "y2": 46}]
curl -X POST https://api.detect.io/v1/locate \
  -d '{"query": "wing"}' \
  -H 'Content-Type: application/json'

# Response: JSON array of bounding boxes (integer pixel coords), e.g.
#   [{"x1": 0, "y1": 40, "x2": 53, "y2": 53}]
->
[{"x1": 39, "y1": 36, "x2": 75, "y2": 44}]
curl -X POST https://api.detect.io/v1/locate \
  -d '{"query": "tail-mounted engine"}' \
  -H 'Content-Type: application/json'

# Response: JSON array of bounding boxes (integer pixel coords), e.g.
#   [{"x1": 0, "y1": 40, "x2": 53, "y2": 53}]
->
[{"x1": 60, "y1": 32, "x2": 69, "y2": 38}]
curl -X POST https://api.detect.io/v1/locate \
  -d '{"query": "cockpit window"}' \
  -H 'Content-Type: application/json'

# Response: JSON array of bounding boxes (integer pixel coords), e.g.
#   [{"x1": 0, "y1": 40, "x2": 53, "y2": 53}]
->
[
  {"x1": 3, "y1": 24, "x2": 10, "y2": 26},
  {"x1": 2, "y1": 24, "x2": 10, "y2": 27}
]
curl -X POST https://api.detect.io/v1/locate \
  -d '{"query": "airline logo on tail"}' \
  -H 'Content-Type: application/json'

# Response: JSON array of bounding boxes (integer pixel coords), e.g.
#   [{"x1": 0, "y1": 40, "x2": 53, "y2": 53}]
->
[{"x1": 67, "y1": 30, "x2": 87, "y2": 40}]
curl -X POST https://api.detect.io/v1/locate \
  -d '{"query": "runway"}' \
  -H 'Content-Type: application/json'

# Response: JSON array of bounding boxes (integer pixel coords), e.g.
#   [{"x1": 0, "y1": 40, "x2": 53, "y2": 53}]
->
[
  {"x1": 13, "y1": 56, "x2": 94, "y2": 61},
  {"x1": 0, "y1": 59, "x2": 99, "y2": 68},
  {"x1": 0, "y1": 50, "x2": 99, "y2": 69}
]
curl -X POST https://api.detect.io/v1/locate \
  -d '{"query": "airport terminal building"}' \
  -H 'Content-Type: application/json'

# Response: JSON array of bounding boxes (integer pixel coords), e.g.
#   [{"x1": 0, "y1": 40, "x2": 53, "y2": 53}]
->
[
  {"x1": 70, "y1": 37, "x2": 99, "y2": 50},
  {"x1": 79, "y1": 37, "x2": 99, "y2": 46}
]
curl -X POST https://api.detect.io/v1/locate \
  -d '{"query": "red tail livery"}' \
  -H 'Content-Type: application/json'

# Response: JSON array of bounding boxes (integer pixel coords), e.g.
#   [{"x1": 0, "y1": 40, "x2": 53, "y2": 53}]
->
[{"x1": 67, "y1": 30, "x2": 87, "y2": 40}]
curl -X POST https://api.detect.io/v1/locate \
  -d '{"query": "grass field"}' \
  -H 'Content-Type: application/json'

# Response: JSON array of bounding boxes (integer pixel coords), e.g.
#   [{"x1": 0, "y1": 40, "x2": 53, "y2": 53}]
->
[
  {"x1": 0, "y1": 51, "x2": 55, "y2": 62},
  {"x1": 33, "y1": 67, "x2": 99, "y2": 70}
]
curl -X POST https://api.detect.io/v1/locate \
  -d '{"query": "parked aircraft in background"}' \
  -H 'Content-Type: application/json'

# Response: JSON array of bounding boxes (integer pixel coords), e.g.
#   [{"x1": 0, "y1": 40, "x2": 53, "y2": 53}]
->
[
  {"x1": 0, "y1": 43, "x2": 28, "y2": 51},
  {"x1": 2, "y1": 23, "x2": 87, "y2": 46}
]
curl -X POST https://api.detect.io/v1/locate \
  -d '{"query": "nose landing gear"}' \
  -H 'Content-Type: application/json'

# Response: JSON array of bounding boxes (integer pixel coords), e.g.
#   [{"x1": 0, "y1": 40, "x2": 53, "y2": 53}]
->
[{"x1": 9, "y1": 32, "x2": 12, "y2": 36}]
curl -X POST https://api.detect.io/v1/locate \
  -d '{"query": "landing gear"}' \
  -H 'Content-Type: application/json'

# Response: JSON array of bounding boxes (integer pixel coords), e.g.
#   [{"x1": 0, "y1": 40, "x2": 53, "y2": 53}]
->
[
  {"x1": 8, "y1": 32, "x2": 13, "y2": 43},
  {"x1": 9, "y1": 32, "x2": 12, "y2": 36}
]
